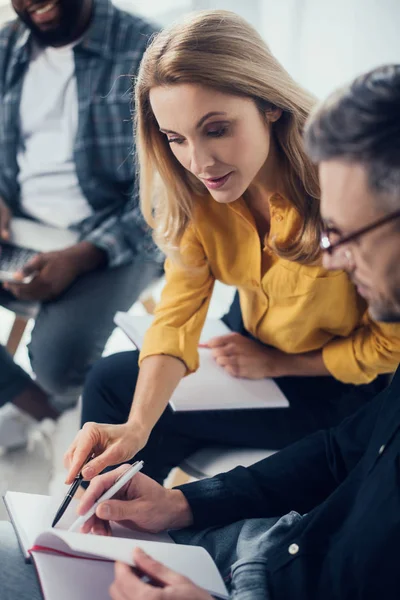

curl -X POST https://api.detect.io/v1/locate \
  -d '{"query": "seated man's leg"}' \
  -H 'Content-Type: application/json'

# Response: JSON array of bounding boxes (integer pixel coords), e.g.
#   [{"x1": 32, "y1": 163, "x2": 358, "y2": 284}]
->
[
  {"x1": 172, "y1": 513, "x2": 302, "y2": 600},
  {"x1": 0, "y1": 522, "x2": 42, "y2": 600},
  {"x1": 29, "y1": 257, "x2": 161, "y2": 414},
  {"x1": 0, "y1": 345, "x2": 58, "y2": 450},
  {"x1": 0, "y1": 344, "x2": 32, "y2": 408}
]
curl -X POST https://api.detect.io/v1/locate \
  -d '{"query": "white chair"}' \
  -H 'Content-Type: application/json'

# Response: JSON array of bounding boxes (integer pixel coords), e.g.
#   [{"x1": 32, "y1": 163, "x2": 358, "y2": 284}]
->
[{"x1": 170, "y1": 446, "x2": 276, "y2": 486}]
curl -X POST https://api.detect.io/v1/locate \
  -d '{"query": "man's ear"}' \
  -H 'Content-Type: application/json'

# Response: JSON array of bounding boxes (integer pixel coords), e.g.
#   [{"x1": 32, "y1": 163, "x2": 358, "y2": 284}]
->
[{"x1": 266, "y1": 107, "x2": 282, "y2": 123}]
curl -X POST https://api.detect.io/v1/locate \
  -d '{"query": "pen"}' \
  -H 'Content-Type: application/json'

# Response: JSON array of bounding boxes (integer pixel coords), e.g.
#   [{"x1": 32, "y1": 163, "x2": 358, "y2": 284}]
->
[
  {"x1": 68, "y1": 460, "x2": 144, "y2": 532},
  {"x1": 52, "y1": 453, "x2": 95, "y2": 528}
]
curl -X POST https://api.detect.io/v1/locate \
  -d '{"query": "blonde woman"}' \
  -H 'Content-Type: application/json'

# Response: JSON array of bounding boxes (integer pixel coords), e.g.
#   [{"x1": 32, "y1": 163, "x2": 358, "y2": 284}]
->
[{"x1": 65, "y1": 10, "x2": 399, "y2": 484}]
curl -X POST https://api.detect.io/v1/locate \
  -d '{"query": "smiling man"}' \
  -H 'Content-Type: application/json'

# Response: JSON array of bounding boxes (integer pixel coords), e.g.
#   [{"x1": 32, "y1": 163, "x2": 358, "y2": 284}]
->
[
  {"x1": 12, "y1": 0, "x2": 93, "y2": 45},
  {"x1": 0, "y1": 0, "x2": 162, "y2": 451}
]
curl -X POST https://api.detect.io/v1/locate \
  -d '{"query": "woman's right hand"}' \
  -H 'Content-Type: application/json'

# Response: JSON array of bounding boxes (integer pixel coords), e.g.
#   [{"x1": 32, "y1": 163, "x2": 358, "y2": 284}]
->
[
  {"x1": 76, "y1": 464, "x2": 193, "y2": 536},
  {"x1": 64, "y1": 422, "x2": 148, "y2": 484}
]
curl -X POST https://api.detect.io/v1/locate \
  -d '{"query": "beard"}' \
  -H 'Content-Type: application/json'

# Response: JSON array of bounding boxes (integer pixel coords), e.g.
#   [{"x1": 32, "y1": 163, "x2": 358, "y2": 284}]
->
[
  {"x1": 368, "y1": 296, "x2": 400, "y2": 323},
  {"x1": 16, "y1": 0, "x2": 88, "y2": 46}
]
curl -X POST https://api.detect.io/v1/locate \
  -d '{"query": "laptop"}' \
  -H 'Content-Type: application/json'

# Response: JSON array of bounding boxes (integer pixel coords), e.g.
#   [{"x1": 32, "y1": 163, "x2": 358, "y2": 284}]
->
[{"x1": 0, "y1": 218, "x2": 79, "y2": 284}]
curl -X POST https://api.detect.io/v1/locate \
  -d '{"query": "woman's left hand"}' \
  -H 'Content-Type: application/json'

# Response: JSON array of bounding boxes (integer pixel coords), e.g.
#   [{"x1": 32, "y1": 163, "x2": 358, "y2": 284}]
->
[
  {"x1": 110, "y1": 548, "x2": 213, "y2": 600},
  {"x1": 206, "y1": 332, "x2": 287, "y2": 379}
]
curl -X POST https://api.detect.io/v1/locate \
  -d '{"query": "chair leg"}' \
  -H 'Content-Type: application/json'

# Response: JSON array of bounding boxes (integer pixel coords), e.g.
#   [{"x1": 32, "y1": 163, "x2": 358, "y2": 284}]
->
[{"x1": 6, "y1": 315, "x2": 29, "y2": 357}]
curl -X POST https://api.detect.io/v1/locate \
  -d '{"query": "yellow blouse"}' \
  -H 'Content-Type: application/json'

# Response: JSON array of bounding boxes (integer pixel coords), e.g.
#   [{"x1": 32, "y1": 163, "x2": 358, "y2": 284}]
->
[{"x1": 140, "y1": 193, "x2": 400, "y2": 384}]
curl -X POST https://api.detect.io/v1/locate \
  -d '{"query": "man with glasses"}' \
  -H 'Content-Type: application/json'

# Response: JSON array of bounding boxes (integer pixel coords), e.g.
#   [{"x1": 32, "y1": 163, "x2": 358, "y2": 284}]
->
[{"x1": 1, "y1": 64, "x2": 399, "y2": 599}]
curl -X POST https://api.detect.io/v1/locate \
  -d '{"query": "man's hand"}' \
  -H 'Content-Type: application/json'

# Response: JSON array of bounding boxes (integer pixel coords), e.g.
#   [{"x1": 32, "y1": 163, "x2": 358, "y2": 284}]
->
[
  {"x1": 110, "y1": 548, "x2": 213, "y2": 600},
  {"x1": 207, "y1": 332, "x2": 288, "y2": 379},
  {"x1": 3, "y1": 241, "x2": 106, "y2": 301},
  {"x1": 0, "y1": 197, "x2": 12, "y2": 240},
  {"x1": 77, "y1": 464, "x2": 193, "y2": 535}
]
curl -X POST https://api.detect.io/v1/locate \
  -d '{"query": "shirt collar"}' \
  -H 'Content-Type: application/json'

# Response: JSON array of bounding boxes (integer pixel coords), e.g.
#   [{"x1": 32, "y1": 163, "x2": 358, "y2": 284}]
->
[
  {"x1": 77, "y1": 0, "x2": 116, "y2": 58},
  {"x1": 11, "y1": 0, "x2": 116, "y2": 63}
]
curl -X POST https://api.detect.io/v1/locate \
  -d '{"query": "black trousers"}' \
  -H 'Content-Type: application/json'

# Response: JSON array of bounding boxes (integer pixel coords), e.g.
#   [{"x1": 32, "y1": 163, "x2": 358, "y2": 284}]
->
[{"x1": 81, "y1": 293, "x2": 387, "y2": 483}]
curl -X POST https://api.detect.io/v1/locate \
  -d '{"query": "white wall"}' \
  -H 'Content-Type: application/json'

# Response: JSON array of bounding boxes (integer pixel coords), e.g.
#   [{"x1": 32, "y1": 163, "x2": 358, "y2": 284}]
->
[
  {"x1": 119, "y1": 0, "x2": 400, "y2": 99},
  {"x1": 262, "y1": 0, "x2": 400, "y2": 98},
  {"x1": 0, "y1": 0, "x2": 398, "y2": 100}
]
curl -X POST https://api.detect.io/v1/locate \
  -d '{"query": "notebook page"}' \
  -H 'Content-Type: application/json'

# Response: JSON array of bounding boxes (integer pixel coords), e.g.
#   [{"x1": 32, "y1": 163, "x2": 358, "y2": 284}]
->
[
  {"x1": 114, "y1": 313, "x2": 289, "y2": 411},
  {"x1": 170, "y1": 348, "x2": 289, "y2": 411},
  {"x1": 32, "y1": 551, "x2": 115, "y2": 600},
  {"x1": 3, "y1": 492, "x2": 172, "y2": 561},
  {"x1": 3, "y1": 491, "x2": 75, "y2": 559},
  {"x1": 35, "y1": 529, "x2": 228, "y2": 599}
]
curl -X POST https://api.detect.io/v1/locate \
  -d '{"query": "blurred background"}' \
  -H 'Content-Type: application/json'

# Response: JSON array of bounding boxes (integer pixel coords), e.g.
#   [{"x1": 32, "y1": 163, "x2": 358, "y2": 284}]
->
[{"x1": 1, "y1": 0, "x2": 399, "y2": 99}]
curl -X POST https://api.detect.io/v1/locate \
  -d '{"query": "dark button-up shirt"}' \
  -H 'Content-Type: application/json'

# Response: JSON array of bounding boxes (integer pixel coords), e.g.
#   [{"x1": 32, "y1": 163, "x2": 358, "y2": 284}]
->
[
  {"x1": 0, "y1": 0, "x2": 161, "y2": 267},
  {"x1": 180, "y1": 368, "x2": 400, "y2": 599}
]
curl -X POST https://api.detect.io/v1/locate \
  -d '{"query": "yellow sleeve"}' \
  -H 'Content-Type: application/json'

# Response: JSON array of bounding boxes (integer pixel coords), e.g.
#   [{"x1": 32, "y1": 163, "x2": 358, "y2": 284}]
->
[
  {"x1": 322, "y1": 312, "x2": 400, "y2": 384},
  {"x1": 139, "y1": 224, "x2": 215, "y2": 374}
]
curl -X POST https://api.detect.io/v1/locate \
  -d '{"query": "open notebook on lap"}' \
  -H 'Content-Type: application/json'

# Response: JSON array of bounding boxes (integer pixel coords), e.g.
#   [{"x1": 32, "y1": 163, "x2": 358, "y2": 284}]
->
[
  {"x1": 114, "y1": 312, "x2": 289, "y2": 411},
  {"x1": 4, "y1": 491, "x2": 229, "y2": 600},
  {"x1": 0, "y1": 217, "x2": 79, "y2": 283}
]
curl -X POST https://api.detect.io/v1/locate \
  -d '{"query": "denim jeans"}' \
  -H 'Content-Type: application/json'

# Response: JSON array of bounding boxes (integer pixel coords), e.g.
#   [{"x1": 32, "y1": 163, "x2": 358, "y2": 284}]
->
[
  {"x1": 0, "y1": 513, "x2": 301, "y2": 599},
  {"x1": 0, "y1": 522, "x2": 42, "y2": 600},
  {"x1": 0, "y1": 256, "x2": 162, "y2": 412},
  {"x1": 172, "y1": 511, "x2": 303, "y2": 599}
]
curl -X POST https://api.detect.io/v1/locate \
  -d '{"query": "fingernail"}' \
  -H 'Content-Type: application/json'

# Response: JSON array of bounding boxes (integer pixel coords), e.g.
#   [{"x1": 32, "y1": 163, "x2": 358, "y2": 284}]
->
[
  {"x1": 135, "y1": 547, "x2": 147, "y2": 557},
  {"x1": 99, "y1": 503, "x2": 110, "y2": 517}
]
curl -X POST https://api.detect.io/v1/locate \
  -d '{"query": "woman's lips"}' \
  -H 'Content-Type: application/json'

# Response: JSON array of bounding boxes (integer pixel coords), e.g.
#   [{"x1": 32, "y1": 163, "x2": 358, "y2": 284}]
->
[{"x1": 202, "y1": 172, "x2": 233, "y2": 190}]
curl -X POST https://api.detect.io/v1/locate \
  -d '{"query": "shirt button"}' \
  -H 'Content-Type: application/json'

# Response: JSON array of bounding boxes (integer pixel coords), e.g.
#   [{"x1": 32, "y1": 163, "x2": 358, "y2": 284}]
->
[
  {"x1": 378, "y1": 444, "x2": 385, "y2": 455},
  {"x1": 251, "y1": 279, "x2": 258, "y2": 287},
  {"x1": 288, "y1": 543, "x2": 299, "y2": 555},
  {"x1": 275, "y1": 215, "x2": 283, "y2": 222}
]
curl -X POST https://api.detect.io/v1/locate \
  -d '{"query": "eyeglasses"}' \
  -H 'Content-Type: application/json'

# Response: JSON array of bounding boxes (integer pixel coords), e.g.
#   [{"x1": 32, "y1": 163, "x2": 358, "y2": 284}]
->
[{"x1": 320, "y1": 208, "x2": 400, "y2": 255}]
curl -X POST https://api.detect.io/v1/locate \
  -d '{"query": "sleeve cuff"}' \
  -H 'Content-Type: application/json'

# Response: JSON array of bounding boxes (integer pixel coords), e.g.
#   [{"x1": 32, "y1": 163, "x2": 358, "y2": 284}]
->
[
  {"x1": 175, "y1": 467, "x2": 263, "y2": 528},
  {"x1": 84, "y1": 230, "x2": 132, "y2": 268},
  {"x1": 139, "y1": 324, "x2": 200, "y2": 374},
  {"x1": 322, "y1": 337, "x2": 373, "y2": 385}
]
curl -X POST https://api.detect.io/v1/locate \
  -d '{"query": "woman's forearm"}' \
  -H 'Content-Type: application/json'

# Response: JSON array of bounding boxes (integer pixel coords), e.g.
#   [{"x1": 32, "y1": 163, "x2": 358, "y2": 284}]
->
[
  {"x1": 127, "y1": 354, "x2": 187, "y2": 441},
  {"x1": 280, "y1": 349, "x2": 330, "y2": 377}
]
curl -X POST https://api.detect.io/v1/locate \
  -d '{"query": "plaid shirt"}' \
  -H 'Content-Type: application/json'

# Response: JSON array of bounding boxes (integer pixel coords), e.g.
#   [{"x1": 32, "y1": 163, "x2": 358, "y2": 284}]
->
[{"x1": 0, "y1": 0, "x2": 162, "y2": 267}]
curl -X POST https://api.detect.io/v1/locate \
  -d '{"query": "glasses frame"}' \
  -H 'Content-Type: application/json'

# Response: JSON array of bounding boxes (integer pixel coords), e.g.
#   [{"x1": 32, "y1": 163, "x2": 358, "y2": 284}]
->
[{"x1": 320, "y1": 208, "x2": 400, "y2": 255}]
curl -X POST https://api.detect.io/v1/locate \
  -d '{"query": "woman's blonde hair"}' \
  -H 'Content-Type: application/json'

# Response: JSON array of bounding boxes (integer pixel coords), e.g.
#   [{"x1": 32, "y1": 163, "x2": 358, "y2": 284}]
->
[{"x1": 135, "y1": 10, "x2": 321, "y2": 264}]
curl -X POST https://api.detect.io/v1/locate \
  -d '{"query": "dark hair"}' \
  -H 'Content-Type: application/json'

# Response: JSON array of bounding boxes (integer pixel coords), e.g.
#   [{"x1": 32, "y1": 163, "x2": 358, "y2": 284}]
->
[{"x1": 304, "y1": 64, "x2": 400, "y2": 208}]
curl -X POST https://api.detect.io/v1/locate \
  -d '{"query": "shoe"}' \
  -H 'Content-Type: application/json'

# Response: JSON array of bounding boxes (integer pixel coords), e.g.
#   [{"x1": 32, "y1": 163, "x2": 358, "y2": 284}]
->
[
  {"x1": 27, "y1": 417, "x2": 57, "y2": 460},
  {"x1": 0, "y1": 404, "x2": 57, "y2": 456},
  {"x1": 0, "y1": 404, "x2": 34, "y2": 453}
]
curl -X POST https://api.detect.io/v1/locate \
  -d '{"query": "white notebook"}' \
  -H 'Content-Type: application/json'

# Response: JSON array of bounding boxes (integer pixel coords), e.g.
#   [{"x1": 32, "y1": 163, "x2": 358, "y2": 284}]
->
[
  {"x1": 114, "y1": 312, "x2": 289, "y2": 412},
  {"x1": 4, "y1": 491, "x2": 228, "y2": 600}
]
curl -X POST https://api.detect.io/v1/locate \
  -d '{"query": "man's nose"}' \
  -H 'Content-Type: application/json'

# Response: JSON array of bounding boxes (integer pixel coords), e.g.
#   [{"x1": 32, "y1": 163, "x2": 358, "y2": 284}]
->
[{"x1": 322, "y1": 247, "x2": 354, "y2": 272}]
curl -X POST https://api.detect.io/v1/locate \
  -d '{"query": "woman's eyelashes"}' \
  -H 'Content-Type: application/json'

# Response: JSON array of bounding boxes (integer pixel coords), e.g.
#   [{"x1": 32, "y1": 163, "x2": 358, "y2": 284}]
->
[
  {"x1": 167, "y1": 136, "x2": 184, "y2": 145},
  {"x1": 166, "y1": 122, "x2": 231, "y2": 145},
  {"x1": 205, "y1": 123, "x2": 229, "y2": 138}
]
